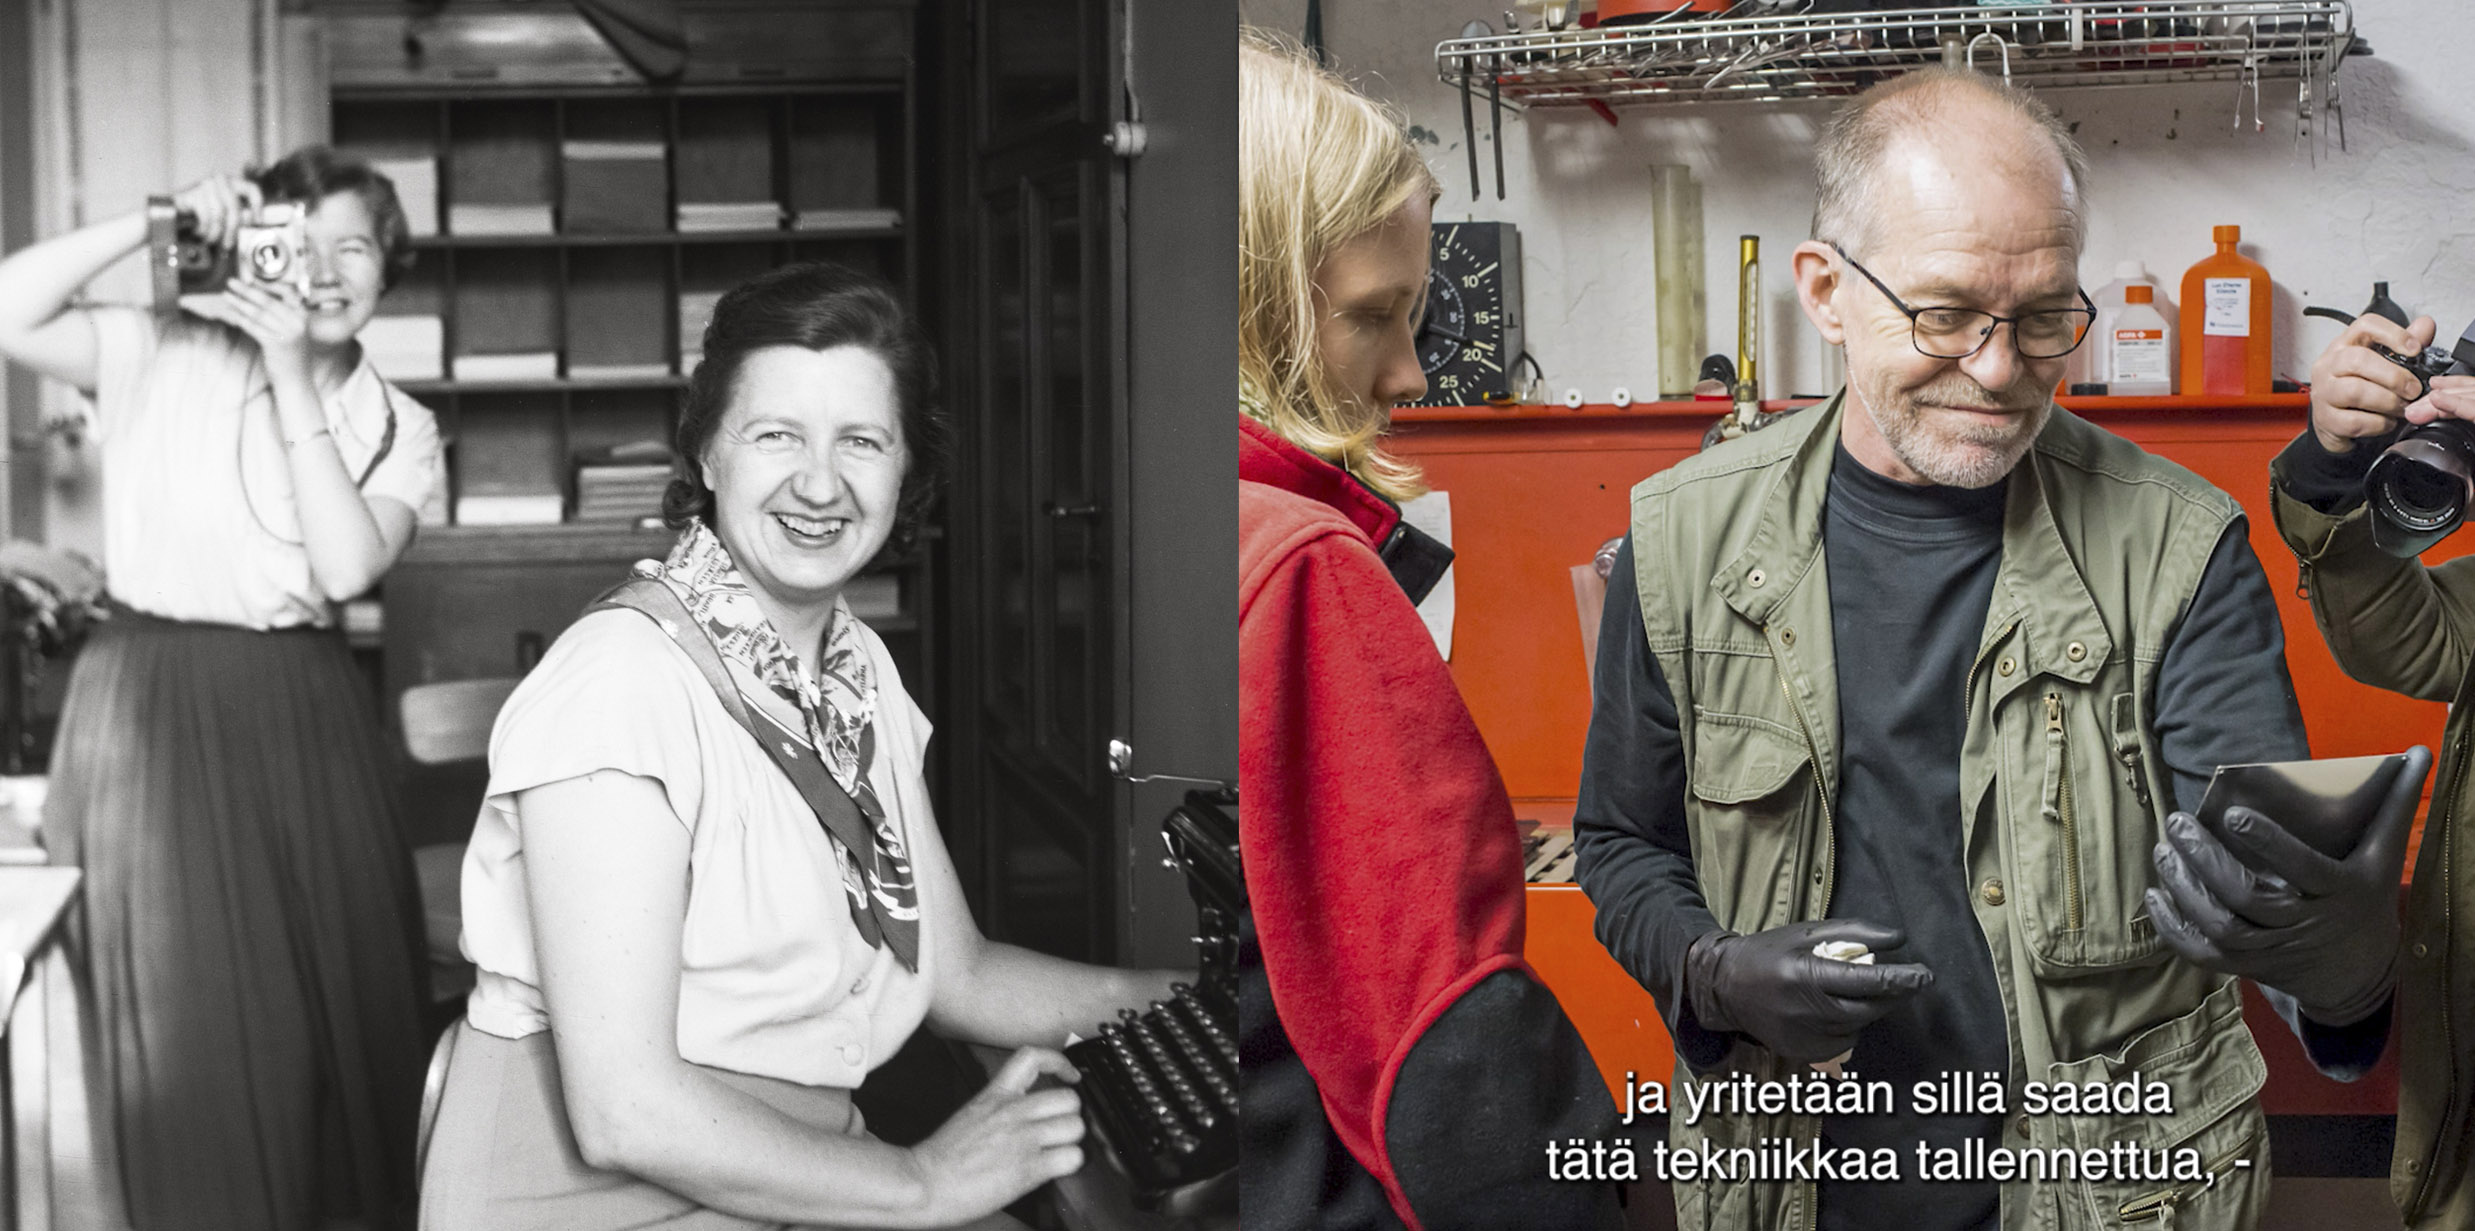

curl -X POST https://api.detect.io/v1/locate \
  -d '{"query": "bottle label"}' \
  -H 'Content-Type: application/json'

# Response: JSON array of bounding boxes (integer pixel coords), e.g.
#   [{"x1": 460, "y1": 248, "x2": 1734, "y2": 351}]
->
[
  {"x1": 2204, "y1": 278, "x2": 2251, "y2": 336},
  {"x1": 2112, "y1": 329, "x2": 2170, "y2": 383}
]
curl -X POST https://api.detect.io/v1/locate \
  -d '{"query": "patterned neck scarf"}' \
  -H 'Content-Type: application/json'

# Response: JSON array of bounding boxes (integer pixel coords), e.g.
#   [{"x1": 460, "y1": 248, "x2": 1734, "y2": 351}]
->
[{"x1": 637, "y1": 519, "x2": 919, "y2": 967}]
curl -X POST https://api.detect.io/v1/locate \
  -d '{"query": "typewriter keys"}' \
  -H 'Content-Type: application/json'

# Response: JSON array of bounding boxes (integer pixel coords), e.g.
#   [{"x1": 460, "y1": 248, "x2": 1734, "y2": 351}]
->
[{"x1": 1067, "y1": 789, "x2": 1241, "y2": 1209}]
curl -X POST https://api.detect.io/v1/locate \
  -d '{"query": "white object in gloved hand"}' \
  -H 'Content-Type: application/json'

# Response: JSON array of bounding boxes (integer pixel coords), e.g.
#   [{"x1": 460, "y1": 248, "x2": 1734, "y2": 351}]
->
[
  {"x1": 1681, "y1": 919, "x2": 1931, "y2": 1067},
  {"x1": 1810, "y1": 942, "x2": 1874, "y2": 1074}
]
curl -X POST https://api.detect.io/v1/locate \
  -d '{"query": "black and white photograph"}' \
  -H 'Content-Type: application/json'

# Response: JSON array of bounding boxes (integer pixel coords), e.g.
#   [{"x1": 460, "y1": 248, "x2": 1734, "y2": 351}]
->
[{"x1": 0, "y1": 2, "x2": 1236, "y2": 1228}]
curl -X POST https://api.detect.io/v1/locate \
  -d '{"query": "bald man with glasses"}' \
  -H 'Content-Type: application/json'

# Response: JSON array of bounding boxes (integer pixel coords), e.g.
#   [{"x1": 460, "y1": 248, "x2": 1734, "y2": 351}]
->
[{"x1": 1574, "y1": 68, "x2": 2408, "y2": 1231}]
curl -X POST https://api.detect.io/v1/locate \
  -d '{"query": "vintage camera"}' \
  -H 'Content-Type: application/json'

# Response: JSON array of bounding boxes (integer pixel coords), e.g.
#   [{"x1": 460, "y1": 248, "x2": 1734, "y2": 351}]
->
[
  {"x1": 145, "y1": 195, "x2": 310, "y2": 313},
  {"x1": 2362, "y1": 316, "x2": 2475, "y2": 556}
]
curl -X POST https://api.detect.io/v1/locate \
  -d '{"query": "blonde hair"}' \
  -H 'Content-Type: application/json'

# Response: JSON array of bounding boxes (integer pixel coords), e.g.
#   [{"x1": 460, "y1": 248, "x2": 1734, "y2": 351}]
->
[
  {"x1": 1812, "y1": 68, "x2": 2089, "y2": 261},
  {"x1": 1239, "y1": 28, "x2": 1438, "y2": 503}
]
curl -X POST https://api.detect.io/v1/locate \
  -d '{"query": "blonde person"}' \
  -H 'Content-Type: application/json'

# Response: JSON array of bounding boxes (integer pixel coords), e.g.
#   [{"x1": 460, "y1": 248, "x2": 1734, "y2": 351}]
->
[
  {"x1": 418, "y1": 261, "x2": 1184, "y2": 1229},
  {"x1": 1237, "y1": 30, "x2": 1623, "y2": 1231},
  {"x1": 0, "y1": 147, "x2": 441, "y2": 1231}
]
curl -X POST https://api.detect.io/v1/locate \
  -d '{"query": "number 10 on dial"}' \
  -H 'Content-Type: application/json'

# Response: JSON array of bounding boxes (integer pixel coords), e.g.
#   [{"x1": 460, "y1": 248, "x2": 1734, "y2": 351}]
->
[{"x1": 1414, "y1": 221, "x2": 1523, "y2": 407}]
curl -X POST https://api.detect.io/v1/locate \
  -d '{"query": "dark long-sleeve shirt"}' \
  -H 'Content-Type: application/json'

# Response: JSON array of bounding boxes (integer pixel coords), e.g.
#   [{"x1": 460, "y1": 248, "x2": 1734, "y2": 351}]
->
[{"x1": 1577, "y1": 439, "x2": 2383, "y2": 1231}]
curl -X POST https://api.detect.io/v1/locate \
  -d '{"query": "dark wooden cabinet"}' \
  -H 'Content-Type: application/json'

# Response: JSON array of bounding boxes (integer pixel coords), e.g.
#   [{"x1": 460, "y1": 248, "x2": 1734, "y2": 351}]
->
[{"x1": 321, "y1": 0, "x2": 936, "y2": 763}]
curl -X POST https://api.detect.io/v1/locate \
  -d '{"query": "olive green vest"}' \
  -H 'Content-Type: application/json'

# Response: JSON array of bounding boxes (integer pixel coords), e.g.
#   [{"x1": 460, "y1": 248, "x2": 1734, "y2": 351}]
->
[{"x1": 1628, "y1": 393, "x2": 2270, "y2": 1230}]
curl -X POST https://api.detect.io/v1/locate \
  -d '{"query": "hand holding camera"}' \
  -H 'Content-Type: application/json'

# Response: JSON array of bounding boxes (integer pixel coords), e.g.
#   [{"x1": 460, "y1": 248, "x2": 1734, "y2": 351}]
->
[
  {"x1": 2303, "y1": 291, "x2": 2475, "y2": 555},
  {"x1": 167, "y1": 173, "x2": 265, "y2": 253},
  {"x1": 205, "y1": 279, "x2": 316, "y2": 383},
  {"x1": 2308, "y1": 311, "x2": 2435, "y2": 454},
  {"x1": 148, "y1": 172, "x2": 313, "y2": 320}
]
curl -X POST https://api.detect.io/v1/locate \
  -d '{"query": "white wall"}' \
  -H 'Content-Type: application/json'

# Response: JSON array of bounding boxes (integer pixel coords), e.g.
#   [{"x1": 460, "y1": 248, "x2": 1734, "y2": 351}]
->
[
  {"x1": 28, "y1": 0, "x2": 315, "y2": 556},
  {"x1": 1247, "y1": 0, "x2": 2475, "y2": 402}
]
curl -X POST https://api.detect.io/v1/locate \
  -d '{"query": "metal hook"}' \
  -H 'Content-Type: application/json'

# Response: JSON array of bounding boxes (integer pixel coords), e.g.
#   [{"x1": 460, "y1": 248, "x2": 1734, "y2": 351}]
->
[
  {"x1": 2234, "y1": 29, "x2": 2260, "y2": 134},
  {"x1": 2329, "y1": 67, "x2": 2347, "y2": 153},
  {"x1": 1964, "y1": 31, "x2": 2013, "y2": 85},
  {"x1": 2296, "y1": 34, "x2": 2316, "y2": 167}
]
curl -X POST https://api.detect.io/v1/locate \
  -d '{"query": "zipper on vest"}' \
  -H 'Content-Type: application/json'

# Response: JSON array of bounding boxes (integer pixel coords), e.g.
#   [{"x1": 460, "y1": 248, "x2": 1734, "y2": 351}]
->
[
  {"x1": 1766, "y1": 624, "x2": 1837, "y2": 914},
  {"x1": 2118, "y1": 1124, "x2": 2264, "y2": 1224},
  {"x1": 2046, "y1": 692, "x2": 2084, "y2": 932},
  {"x1": 2406, "y1": 732, "x2": 2472, "y2": 1220}
]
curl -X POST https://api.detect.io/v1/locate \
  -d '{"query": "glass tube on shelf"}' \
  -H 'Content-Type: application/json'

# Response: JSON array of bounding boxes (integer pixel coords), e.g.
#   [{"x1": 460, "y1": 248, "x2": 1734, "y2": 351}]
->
[{"x1": 1651, "y1": 165, "x2": 1703, "y2": 399}]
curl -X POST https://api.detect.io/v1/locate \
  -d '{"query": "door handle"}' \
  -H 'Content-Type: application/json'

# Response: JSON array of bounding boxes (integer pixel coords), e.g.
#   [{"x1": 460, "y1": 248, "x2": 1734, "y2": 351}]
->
[
  {"x1": 1107, "y1": 739, "x2": 1229, "y2": 789},
  {"x1": 1044, "y1": 502, "x2": 1104, "y2": 520}
]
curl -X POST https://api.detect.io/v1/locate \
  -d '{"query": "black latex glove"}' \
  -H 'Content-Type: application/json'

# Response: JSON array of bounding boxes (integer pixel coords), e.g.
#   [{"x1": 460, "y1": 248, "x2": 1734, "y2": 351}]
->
[
  {"x1": 1683, "y1": 919, "x2": 1935, "y2": 1064},
  {"x1": 2146, "y1": 745, "x2": 2433, "y2": 1026}
]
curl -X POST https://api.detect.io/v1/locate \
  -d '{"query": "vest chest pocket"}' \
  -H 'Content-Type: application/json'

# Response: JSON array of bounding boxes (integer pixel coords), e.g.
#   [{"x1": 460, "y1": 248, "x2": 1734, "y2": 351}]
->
[
  {"x1": 2010, "y1": 687, "x2": 2167, "y2": 974},
  {"x1": 2039, "y1": 979, "x2": 2271, "y2": 1229},
  {"x1": 1688, "y1": 709, "x2": 1821, "y2": 934}
]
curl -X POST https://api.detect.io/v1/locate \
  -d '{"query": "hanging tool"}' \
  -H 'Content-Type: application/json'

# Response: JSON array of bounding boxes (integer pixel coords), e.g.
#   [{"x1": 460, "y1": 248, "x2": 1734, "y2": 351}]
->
[
  {"x1": 1734, "y1": 235, "x2": 1762, "y2": 422},
  {"x1": 2233, "y1": 29, "x2": 2260, "y2": 134},
  {"x1": 1492, "y1": 12, "x2": 1512, "y2": 199},
  {"x1": 2296, "y1": 35, "x2": 2316, "y2": 166},
  {"x1": 2329, "y1": 66, "x2": 2347, "y2": 152},
  {"x1": 1458, "y1": 19, "x2": 1490, "y2": 200}
]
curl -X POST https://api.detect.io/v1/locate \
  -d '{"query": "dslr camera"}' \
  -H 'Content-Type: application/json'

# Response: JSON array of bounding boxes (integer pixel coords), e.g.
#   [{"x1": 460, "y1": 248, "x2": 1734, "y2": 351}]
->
[
  {"x1": 145, "y1": 195, "x2": 310, "y2": 314},
  {"x1": 2361, "y1": 315, "x2": 2475, "y2": 556}
]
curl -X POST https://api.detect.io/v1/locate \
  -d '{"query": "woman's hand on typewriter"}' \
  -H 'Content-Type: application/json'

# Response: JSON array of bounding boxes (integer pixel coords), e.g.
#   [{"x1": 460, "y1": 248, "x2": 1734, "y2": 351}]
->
[{"x1": 907, "y1": 1045, "x2": 1086, "y2": 1222}]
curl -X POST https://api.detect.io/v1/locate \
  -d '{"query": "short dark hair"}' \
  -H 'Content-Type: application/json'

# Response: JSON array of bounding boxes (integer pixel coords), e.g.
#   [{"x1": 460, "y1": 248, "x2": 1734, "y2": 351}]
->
[
  {"x1": 663, "y1": 262, "x2": 948, "y2": 566},
  {"x1": 251, "y1": 145, "x2": 417, "y2": 291}
]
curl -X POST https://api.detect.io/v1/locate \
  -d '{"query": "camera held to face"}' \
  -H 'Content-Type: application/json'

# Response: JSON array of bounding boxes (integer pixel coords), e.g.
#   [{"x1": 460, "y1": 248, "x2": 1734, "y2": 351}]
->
[
  {"x1": 2362, "y1": 316, "x2": 2475, "y2": 557},
  {"x1": 144, "y1": 196, "x2": 310, "y2": 314}
]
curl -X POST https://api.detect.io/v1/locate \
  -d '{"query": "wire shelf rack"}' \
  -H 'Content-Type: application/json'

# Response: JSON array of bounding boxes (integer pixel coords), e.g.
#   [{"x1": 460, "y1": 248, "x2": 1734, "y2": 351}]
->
[{"x1": 1435, "y1": 2, "x2": 2357, "y2": 110}]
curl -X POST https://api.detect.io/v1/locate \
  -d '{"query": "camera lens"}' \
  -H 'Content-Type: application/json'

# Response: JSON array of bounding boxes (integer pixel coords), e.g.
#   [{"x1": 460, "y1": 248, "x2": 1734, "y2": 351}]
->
[
  {"x1": 2367, "y1": 422, "x2": 2475, "y2": 555},
  {"x1": 2375, "y1": 461, "x2": 2464, "y2": 530},
  {"x1": 250, "y1": 240, "x2": 288, "y2": 280}
]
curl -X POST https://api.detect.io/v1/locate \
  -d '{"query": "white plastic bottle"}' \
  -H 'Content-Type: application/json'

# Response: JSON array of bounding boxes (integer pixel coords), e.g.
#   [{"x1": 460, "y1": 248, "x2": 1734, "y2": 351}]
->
[
  {"x1": 2076, "y1": 261, "x2": 2175, "y2": 388},
  {"x1": 2105, "y1": 284, "x2": 2176, "y2": 396}
]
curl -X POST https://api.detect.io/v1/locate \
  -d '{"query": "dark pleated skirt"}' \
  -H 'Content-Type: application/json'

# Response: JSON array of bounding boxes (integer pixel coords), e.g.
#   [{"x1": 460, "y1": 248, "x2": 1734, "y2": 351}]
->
[{"x1": 43, "y1": 610, "x2": 426, "y2": 1231}]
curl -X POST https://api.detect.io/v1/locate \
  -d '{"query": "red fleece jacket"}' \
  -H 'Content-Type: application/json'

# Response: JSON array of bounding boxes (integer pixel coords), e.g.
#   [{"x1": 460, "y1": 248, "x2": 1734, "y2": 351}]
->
[{"x1": 1238, "y1": 415, "x2": 1541, "y2": 1228}]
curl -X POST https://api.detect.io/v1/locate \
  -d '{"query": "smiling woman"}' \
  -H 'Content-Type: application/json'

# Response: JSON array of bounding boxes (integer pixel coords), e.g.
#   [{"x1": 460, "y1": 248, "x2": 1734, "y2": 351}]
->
[
  {"x1": 417, "y1": 262, "x2": 1186, "y2": 1230},
  {"x1": 0, "y1": 144, "x2": 444, "y2": 1231}
]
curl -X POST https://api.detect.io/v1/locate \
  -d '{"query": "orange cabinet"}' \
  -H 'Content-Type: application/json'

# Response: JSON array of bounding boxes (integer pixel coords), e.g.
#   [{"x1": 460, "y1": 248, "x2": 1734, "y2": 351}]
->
[{"x1": 1399, "y1": 395, "x2": 2464, "y2": 1113}]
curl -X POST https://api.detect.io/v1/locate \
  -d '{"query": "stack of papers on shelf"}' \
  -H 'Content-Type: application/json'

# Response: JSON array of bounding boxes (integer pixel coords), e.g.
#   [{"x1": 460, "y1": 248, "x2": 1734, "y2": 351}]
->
[
  {"x1": 451, "y1": 352, "x2": 560, "y2": 382},
  {"x1": 565, "y1": 139, "x2": 665, "y2": 161},
  {"x1": 454, "y1": 494, "x2": 566, "y2": 526},
  {"x1": 675, "y1": 202, "x2": 782, "y2": 233},
  {"x1": 843, "y1": 573, "x2": 902, "y2": 621},
  {"x1": 573, "y1": 441, "x2": 674, "y2": 524},
  {"x1": 449, "y1": 203, "x2": 557, "y2": 236},
  {"x1": 370, "y1": 157, "x2": 440, "y2": 237},
  {"x1": 566, "y1": 362, "x2": 675, "y2": 383},
  {"x1": 677, "y1": 290, "x2": 725, "y2": 372},
  {"x1": 793, "y1": 207, "x2": 902, "y2": 234},
  {"x1": 361, "y1": 315, "x2": 444, "y2": 382}
]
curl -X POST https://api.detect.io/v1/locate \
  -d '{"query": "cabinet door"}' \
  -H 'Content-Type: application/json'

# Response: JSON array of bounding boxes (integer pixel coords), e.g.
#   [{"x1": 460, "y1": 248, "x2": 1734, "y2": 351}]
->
[{"x1": 958, "y1": 0, "x2": 1118, "y2": 962}]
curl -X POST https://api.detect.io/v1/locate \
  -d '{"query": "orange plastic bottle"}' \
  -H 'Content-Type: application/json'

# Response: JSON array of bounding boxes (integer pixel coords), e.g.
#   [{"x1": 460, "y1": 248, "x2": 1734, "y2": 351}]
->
[{"x1": 2178, "y1": 225, "x2": 2273, "y2": 397}]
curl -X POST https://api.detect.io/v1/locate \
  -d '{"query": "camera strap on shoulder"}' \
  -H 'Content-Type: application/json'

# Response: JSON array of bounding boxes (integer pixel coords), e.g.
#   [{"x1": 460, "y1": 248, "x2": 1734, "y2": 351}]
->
[
  {"x1": 586, "y1": 575, "x2": 915, "y2": 966},
  {"x1": 358, "y1": 381, "x2": 399, "y2": 489}
]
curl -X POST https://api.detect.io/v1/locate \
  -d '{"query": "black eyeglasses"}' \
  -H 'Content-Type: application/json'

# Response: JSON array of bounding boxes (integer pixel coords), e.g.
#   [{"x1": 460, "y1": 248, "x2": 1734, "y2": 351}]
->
[{"x1": 1830, "y1": 242, "x2": 2096, "y2": 361}]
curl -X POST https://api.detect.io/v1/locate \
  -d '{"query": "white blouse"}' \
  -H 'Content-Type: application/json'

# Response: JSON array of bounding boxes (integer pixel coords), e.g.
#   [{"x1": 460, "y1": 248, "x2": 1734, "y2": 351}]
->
[
  {"x1": 458, "y1": 607, "x2": 943, "y2": 1090},
  {"x1": 88, "y1": 306, "x2": 445, "y2": 629}
]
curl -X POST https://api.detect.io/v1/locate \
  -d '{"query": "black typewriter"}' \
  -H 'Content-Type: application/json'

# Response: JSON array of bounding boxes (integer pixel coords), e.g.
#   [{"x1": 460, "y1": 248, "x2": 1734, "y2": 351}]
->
[{"x1": 1067, "y1": 787, "x2": 1240, "y2": 1210}]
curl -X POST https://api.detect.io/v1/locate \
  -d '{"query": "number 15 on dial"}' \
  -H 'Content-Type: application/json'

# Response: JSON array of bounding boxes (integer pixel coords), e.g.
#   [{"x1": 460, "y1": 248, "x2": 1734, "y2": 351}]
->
[{"x1": 1414, "y1": 221, "x2": 1523, "y2": 407}]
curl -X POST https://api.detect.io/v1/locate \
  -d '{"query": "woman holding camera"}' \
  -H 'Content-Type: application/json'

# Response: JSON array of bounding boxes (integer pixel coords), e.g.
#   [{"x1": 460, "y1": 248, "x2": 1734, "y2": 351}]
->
[
  {"x1": 0, "y1": 148, "x2": 441, "y2": 1230},
  {"x1": 417, "y1": 261, "x2": 1180, "y2": 1229}
]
